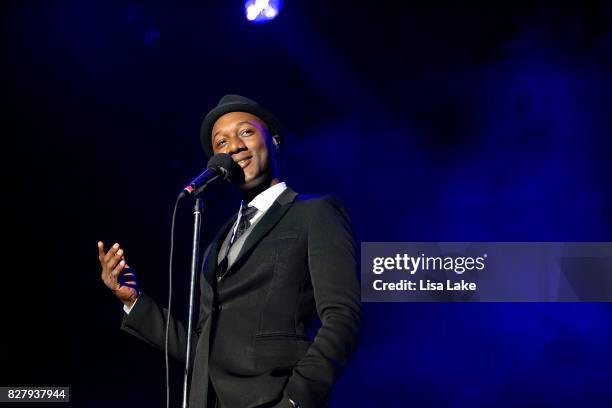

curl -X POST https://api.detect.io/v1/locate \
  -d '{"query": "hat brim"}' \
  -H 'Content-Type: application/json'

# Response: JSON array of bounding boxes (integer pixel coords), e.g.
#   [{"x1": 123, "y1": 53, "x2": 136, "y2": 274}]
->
[{"x1": 200, "y1": 102, "x2": 282, "y2": 158}]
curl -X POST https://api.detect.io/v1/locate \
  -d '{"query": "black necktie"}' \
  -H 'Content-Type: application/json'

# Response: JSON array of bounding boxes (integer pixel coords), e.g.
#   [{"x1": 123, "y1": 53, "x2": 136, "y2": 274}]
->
[
  {"x1": 233, "y1": 204, "x2": 258, "y2": 243},
  {"x1": 217, "y1": 204, "x2": 258, "y2": 280}
]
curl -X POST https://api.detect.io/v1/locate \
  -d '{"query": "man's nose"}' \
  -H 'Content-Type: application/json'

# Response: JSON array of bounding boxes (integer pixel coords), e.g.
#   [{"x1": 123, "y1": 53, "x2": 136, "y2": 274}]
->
[{"x1": 228, "y1": 136, "x2": 247, "y2": 153}]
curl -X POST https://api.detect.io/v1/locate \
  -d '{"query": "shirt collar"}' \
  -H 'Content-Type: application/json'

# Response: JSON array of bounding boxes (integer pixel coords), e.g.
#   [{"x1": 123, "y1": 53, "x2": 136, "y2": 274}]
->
[{"x1": 243, "y1": 181, "x2": 287, "y2": 213}]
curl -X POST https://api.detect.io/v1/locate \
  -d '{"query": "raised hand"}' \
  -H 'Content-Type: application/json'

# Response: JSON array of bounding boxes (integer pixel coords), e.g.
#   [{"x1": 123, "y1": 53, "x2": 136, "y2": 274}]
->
[{"x1": 98, "y1": 241, "x2": 140, "y2": 308}]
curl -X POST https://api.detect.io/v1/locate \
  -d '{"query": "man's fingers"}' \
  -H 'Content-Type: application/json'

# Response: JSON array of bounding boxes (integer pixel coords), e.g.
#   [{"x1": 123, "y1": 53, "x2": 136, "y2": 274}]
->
[
  {"x1": 118, "y1": 271, "x2": 137, "y2": 286},
  {"x1": 110, "y1": 259, "x2": 126, "y2": 280},
  {"x1": 97, "y1": 241, "x2": 105, "y2": 261},
  {"x1": 106, "y1": 248, "x2": 124, "y2": 273},
  {"x1": 122, "y1": 282, "x2": 138, "y2": 290},
  {"x1": 103, "y1": 243, "x2": 121, "y2": 263},
  {"x1": 122, "y1": 283, "x2": 140, "y2": 297},
  {"x1": 113, "y1": 249, "x2": 124, "y2": 262},
  {"x1": 127, "y1": 287, "x2": 138, "y2": 299}
]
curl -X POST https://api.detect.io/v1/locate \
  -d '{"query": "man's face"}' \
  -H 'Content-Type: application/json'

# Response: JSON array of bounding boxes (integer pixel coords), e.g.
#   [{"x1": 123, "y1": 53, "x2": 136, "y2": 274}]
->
[{"x1": 211, "y1": 111, "x2": 276, "y2": 190}]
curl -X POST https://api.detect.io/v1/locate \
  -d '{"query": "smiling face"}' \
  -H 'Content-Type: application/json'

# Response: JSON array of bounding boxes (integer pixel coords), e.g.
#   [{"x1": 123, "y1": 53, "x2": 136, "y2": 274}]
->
[{"x1": 211, "y1": 111, "x2": 279, "y2": 191}]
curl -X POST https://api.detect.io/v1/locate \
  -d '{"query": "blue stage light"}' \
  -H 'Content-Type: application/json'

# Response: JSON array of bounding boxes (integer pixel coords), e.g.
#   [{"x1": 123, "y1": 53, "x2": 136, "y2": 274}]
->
[{"x1": 244, "y1": 0, "x2": 282, "y2": 23}]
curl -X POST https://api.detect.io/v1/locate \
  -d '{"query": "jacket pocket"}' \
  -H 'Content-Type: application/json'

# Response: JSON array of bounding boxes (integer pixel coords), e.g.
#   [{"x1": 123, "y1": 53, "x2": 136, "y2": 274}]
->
[
  {"x1": 254, "y1": 332, "x2": 310, "y2": 341},
  {"x1": 252, "y1": 333, "x2": 311, "y2": 372}
]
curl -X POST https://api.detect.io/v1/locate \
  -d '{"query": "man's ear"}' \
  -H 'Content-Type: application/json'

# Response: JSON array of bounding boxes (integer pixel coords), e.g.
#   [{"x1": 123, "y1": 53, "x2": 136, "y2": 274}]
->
[{"x1": 271, "y1": 134, "x2": 281, "y2": 153}]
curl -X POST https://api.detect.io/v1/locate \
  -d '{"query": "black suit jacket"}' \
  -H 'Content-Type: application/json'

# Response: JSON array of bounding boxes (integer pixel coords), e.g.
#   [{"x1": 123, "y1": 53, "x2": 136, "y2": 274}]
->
[{"x1": 121, "y1": 188, "x2": 361, "y2": 408}]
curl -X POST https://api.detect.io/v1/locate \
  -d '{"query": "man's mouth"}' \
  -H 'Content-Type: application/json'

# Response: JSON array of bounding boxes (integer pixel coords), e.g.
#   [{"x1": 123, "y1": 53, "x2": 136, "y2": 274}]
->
[{"x1": 236, "y1": 156, "x2": 252, "y2": 168}]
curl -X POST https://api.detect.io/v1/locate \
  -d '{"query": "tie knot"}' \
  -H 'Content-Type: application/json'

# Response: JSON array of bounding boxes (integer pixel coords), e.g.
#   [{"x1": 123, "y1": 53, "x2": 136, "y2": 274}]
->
[{"x1": 240, "y1": 204, "x2": 258, "y2": 222}]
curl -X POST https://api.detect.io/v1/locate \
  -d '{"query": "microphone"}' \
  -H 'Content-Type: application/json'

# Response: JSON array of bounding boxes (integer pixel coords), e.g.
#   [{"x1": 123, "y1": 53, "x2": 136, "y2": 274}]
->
[{"x1": 179, "y1": 153, "x2": 244, "y2": 197}]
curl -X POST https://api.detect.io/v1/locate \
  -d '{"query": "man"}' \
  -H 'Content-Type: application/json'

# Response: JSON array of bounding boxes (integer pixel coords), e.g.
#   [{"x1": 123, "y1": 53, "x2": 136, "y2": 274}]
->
[{"x1": 98, "y1": 95, "x2": 361, "y2": 408}]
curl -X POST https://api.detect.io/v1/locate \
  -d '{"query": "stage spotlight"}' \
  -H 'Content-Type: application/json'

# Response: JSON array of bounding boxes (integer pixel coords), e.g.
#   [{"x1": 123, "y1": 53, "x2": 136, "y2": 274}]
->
[{"x1": 244, "y1": 0, "x2": 282, "y2": 23}]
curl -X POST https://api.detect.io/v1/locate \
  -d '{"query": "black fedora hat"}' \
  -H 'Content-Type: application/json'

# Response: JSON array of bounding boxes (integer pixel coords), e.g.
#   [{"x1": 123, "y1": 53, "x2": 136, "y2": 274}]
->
[{"x1": 200, "y1": 94, "x2": 283, "y2": 158}]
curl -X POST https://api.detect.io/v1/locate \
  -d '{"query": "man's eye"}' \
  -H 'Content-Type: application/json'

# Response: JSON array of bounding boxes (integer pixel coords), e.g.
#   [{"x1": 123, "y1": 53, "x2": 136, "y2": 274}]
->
[
  {"x1": 240, "y1": 129, "x2": 253, "y2": 136},
  {"x1": 217, "y1": 140, "x2": 228, "y2": 147}
]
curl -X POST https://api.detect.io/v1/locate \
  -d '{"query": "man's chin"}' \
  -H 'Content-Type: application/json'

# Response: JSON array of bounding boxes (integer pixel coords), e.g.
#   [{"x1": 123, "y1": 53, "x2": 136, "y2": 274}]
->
[
  {"x1": 237, "y1": 177, "x2": 261, "y2": 191},
  {"x1": 238, "y1": 175, "x2": 272, "y2": 192}
]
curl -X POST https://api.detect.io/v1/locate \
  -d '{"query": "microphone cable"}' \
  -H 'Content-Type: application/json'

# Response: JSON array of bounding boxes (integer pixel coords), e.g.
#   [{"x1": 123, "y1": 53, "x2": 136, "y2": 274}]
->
[{"x1": 165, "y1": 193, "x2": 185, "y2": 408}]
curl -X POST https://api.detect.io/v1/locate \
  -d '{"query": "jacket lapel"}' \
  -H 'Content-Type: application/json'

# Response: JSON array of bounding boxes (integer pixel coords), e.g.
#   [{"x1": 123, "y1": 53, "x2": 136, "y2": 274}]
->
[
  {"x1": 203, "y1": 214, "x2": 237, "y2": 284},
  {"x1": 225, "y1": 187, "x2": 299, "y2": 277}
]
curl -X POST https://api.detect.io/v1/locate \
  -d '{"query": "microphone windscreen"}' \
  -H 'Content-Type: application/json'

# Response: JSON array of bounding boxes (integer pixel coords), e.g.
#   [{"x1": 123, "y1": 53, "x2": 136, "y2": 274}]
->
[{"x1": 206, "y1": 153, "x2": 245, "y2": 184}]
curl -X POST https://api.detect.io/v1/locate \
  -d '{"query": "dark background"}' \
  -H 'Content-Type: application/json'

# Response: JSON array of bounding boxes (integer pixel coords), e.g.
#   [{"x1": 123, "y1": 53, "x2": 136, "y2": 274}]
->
[{"x1": 2, "y1": 0, "x2": 612, "y2": 406}]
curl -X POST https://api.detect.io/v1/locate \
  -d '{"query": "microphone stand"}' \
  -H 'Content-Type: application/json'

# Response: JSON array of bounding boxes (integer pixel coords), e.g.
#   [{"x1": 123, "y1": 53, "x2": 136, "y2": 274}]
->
[{"x1": 182, "y1": 196, "x2": 203, "y2": 408}]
